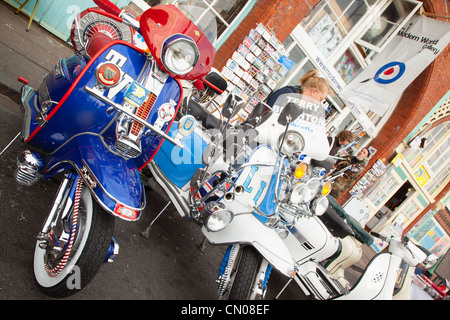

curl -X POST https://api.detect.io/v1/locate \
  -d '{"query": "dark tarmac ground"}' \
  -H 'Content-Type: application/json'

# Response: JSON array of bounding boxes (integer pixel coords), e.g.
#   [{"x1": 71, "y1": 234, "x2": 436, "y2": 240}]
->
[
  {"x1": 0, "y1": 1, "x2": 306, "y2": 304},
  {"x1": 1, "y1": 1, "x2": 424, "y2": 311}
]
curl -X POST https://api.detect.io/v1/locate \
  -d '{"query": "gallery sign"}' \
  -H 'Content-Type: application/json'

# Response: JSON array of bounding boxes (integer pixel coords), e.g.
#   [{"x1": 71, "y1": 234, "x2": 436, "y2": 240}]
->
[{"x1": 340, "y1": 15, "x2": 450, "y2": 116}]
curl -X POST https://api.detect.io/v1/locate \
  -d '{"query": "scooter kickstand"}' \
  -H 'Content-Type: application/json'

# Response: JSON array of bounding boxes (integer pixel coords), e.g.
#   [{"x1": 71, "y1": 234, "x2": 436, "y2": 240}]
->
[
  {"x1": 141, "y1": 201, "x2": 171, "y2": 238},
  {"x1": 0, "y1": 132, "x2": 21, "y2": 157},
  {"x1": 274, "y1": 268, "x2": 298, "y2": 300},
  {"x1": 197, "y1": 236, "x2": 208, "y2": 252},
  {"x1": 274, "y1": 277, "x2": 294, "y2": 300}
]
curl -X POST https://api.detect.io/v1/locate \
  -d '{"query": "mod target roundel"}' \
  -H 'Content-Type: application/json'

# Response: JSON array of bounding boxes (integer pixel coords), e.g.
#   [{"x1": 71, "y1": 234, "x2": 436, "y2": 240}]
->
[{"x1": 374, "y1": 62, "x2": 406, "y2": 84}]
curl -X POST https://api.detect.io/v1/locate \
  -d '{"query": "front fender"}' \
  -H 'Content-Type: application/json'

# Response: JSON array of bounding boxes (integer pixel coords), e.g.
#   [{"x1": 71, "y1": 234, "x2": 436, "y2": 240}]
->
[
  {"x1": 44, "y1": 134, "x2": 145, "y2": 221},
  {"x1": 202, "y1": 213, "x2": 295, "y2": 277}
]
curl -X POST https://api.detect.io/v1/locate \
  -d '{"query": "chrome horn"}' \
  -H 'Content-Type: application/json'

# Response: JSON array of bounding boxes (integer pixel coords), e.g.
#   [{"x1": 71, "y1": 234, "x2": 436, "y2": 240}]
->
[{"x1": 15, "y1": 150, "x2": 45, "y2": 186}]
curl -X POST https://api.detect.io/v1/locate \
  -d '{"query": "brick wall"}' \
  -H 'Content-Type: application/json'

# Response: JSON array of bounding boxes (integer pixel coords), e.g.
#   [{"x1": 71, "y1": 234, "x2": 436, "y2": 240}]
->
[
  {"x1": 213, "y1": 0, "x2": 320, "y2": 70},
  {"x1": 212, "y1": 0, "x2": 449, "y2": 215},
  {"x1": 336, "y1": 0, "x2": 450, "y2": 206}
]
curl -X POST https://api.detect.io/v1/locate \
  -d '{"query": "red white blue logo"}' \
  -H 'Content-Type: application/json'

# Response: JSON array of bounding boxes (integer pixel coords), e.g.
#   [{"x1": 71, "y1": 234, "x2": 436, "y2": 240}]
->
[{"x1": 374, "y1": 62, "x2": 406, "y2": 84}]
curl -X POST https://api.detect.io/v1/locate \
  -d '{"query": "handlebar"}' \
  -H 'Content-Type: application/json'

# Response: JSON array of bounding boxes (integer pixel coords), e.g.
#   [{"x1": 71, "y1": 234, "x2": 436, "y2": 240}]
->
[
  {"x1": 84, "y1": 86, "x2": 183, "y2": 149},
  {"x1": 94, "y1": 0, "x2": 122, "y2": 17},
  {"x1": 370, "y1": 231, "x2": 388, "y2": 242}
]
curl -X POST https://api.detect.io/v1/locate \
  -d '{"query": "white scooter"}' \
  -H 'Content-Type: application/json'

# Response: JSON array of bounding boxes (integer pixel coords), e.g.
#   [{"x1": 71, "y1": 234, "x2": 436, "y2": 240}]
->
[{"x1": 196, "y1": 93, "x2": 435, "y2": 300}]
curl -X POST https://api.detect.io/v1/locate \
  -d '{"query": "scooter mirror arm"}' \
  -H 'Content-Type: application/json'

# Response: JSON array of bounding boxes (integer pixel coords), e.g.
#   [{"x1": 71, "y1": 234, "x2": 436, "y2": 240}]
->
[
  {"x1": 121, "y1": 12, "x2": 140, "y2": 31},
  {"x1": 274, "y1": 154, "x2": 287, "y2": 202},
  {"x1": 370, "y1": 231, "x2": 389, "y2": 243},
  {"x1": 94, "y1": 0, "x2": 140, "y2": 31},
  {"x1": 323, "y1": 164, "x2": 353, "y2": 182},
  {"x1": 85, "y1": 86, "x2": 183, "y2": 148}
]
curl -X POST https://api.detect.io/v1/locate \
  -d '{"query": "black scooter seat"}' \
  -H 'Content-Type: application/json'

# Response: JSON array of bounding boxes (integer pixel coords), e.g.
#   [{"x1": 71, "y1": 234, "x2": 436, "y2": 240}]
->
[{"x1": 326, "y1": 196, "x2": 374, "y2": 246}]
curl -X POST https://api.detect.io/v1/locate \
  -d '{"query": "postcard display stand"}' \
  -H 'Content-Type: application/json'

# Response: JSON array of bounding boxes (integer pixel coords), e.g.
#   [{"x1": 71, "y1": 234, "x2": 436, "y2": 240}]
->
[
  {"x1": 349, "y1": 159, "x2": 387, "y2": 197},
  {"x1": 220, "y1": 24, "x2": 293, "y2": 123}
]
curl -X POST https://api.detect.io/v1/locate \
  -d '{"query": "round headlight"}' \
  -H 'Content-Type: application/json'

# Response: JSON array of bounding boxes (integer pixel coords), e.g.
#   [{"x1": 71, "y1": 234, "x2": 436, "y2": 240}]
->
[
  {"x1": 279, "y1": 131, "x2": 304, "y2": 155},
  {"x1": 290, "y1": 178, "x2": 321, "y2": 204},
  {"x1": 162, "y1": 36, "x2": 199, "y2": 75},
  {"x1": 203, "y1": 202, "x2": 234, "y2": 232},
  {"x1": 311, "y1": 196, "x2": 329, "y2": 216}
]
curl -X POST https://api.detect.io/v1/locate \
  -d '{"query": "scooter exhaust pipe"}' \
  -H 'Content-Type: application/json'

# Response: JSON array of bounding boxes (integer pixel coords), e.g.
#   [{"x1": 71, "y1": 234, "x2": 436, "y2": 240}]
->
[
  {"x1": 224, "y1": 185, "x2": 244, "y2": 203},
  {"x1": 234, "y1": 185, "x2": 244, "y2": 195},
  {"x1": 224, "y1": 192, "x2": 234, "y2": 203}
]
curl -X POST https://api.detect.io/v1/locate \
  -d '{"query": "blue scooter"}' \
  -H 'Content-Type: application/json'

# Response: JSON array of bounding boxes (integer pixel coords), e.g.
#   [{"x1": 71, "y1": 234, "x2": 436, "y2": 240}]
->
[{"x1": 3, "y1": 1, "x2": 222, "y2": 297}]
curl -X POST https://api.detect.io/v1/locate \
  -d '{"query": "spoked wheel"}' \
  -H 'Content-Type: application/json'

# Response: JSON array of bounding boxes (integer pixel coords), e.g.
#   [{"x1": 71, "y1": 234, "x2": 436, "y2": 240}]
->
[
  {"x1": 70, "y1": 9, "x2": 133, "y2": 54},
  {"x1": 33, "y1": 178, "x2": 114, "y2": 298}
]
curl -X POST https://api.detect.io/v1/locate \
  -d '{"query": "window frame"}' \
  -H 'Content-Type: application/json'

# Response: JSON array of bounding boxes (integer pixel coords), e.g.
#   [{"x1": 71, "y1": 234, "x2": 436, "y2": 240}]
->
[
  {"x1": 161, "y1": 0, "x2": 253, "y2": 48},
  {"x1": 277, "y1": 0, "x2": 422, "y2": 143}
]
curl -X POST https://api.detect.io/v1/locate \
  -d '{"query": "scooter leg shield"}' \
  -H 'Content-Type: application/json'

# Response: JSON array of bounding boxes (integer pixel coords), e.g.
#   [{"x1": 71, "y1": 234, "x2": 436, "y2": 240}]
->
[
  {"x1": 202, "y1": 213, "x2": 295, "y2": 277},
  {"x1": 327, "y1": 236, "x2": 362, "y2": 280},
  {"x1": 45, "y1": 134, "x2": 145, "y2": 221}
]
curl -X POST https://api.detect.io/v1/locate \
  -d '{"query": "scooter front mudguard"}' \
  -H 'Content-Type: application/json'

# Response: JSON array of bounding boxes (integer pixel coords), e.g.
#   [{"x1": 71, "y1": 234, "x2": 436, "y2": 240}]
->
[
  {"x1": 44, "y1": 134, "x2": 145, "y2": 221},
  {"x1": 202, "y1": 213, "x2": 295, "y2": 277}
]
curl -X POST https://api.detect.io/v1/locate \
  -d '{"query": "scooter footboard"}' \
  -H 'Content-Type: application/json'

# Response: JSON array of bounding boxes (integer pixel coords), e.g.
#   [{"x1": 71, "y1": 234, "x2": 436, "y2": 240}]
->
[
  {"x1": 334, "y1": 252, "x2": 401, "y2": 300},
  {"x1": 202, "y1": 213, "x2": 295, "y2": 276}
]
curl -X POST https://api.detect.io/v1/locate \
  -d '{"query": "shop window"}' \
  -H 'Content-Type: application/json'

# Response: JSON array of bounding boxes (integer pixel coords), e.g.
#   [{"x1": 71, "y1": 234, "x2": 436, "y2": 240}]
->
[
  {"x1": 162, "y1": 0, "x2": 250, "y2": 41},
  {"x1": 334, "y1": 48, "x2": 362, "y2": 84},
  {"x1": 207, "y1": 0, "x2": 249, "y2": 38},
  {"x1": 301, "y1": 0, "x2": 421, "y2": 65},
  {"x1": 403, "y1": 122, "x2": 449, "y2": 196},
  {"x1": 402, "y1": 200, "x2": 419, "y2": 219},
  {"x1": 331, "y1": 0, "x2": 369, "y2": 32},
  {"x1": 355, "y1": 0, "x2": 422, "y2": 60},
  {"x1": 366, "y1": 166, "x2": 401, "y2": 207},
  {"x1": 405, "y1": 123, "x2": 449, "y2": 169},
  {"x1": 405, "y1": 149, "x2": 423, "y2": 168},
  {"x1": 286, "y1": 60, "x2": 315, "y2": 87},
  {"x1": 302, "y1": 0, "x2": 373, "y2": 57},
  {"x1": 279, "y1": 38, "x2": 308, "y2": 86}
]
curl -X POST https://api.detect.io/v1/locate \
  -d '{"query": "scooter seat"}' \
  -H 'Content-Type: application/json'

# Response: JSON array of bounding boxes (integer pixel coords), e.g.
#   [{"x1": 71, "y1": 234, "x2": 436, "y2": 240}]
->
[
  {"x1": 85, "y1": 32, "x2": 117, "y2": 59},
  {"x1": 327, "y1": 196, "x2": 373, "y2": 246},
  {"x1": 319, "y1": 207, "x2": 355, "y2": 240},
  {"x1": 183, "y1": 97, "x2": 221, "y2": 130}
]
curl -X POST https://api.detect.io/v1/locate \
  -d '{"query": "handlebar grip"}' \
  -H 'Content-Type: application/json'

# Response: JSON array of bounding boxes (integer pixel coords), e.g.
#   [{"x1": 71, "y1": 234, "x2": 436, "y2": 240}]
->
[
  {"x1": 370, "y1": 231, "x2": 387, "y2": 242},
  {"x1": 94, "y1": 0, "x2": 122, "y2": 16}
]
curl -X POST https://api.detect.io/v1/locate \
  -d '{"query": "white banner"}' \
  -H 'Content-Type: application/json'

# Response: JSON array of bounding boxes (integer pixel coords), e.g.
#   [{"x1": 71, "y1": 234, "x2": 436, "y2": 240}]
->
[{"x1": 340, "y1": 15, "x2": 450, "y2": 116}]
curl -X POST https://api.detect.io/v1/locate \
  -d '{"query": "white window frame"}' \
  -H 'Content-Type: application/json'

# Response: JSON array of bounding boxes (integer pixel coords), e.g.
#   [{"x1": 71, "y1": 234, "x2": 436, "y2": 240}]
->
[
  {"x1": 163, "y1": 0, "x2": 253, "y2": 48},
  {"x1": 278, "y1": 0, "x2": 422, "y2": 141},
  {"x1": 354, "y1": 0, "x2": 422, "y2": 61}
]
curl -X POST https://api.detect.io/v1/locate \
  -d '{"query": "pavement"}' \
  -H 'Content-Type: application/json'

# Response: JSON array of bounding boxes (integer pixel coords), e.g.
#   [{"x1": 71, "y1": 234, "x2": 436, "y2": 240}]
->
[
  {"x1": 0, "y1": 1, "x2": 377, "y2": 303},
  {"x1": 0, "y1": 1, "x2": 229, "y2": 302},
  {"x1": 0, "y1": 2, "x2": 73, "y2": 102}
]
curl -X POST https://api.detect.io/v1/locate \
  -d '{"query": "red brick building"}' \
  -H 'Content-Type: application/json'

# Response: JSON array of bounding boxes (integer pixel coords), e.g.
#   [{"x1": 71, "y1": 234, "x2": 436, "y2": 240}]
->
[{"x1": 211, "y1": 0, "x2": 449, "y2": 252}]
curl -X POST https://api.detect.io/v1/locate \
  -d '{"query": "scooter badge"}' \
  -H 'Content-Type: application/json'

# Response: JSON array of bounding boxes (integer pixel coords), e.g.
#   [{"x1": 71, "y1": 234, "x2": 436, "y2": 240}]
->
[{"x1": 95, "y1": 62, "x2": 122, "y2": 88}]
